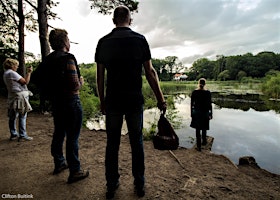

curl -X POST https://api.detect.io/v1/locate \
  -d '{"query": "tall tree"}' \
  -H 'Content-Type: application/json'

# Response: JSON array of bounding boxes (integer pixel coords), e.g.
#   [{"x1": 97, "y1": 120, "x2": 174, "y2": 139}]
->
[
  {"x1": 89, "y1": 0, "x2": 139, "y2": 14},
  {"x1": 214, "y1": 55, "x2": 226, "y2": 80},
  {"x1": 0, "y1": 0, "x2": 37, "y2": 76},
  {"x1": 25, "y1": 0, "x2": 59, "y2": 60},
  {"x1": 37, "y1": 0, "x2": 50, "y2": 60},
  {"x1": 191, "y1": 58, "x2": 214, "y2": 80},
  {"x1": 0, "y1": 1, "x2": 19, "y2": 46},
  {"x1": 18, "y1": 0, "x2": 25, "y2": 75}
]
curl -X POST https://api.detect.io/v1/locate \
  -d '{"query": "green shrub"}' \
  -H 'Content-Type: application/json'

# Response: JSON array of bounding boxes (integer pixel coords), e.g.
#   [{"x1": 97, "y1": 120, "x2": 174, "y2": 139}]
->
[
  {"x1": 79, "y1": 82, "x2": 100, "y2": 126},
  {"x1": 261, "y1": 72, "x2": 280, "y2": 99}
]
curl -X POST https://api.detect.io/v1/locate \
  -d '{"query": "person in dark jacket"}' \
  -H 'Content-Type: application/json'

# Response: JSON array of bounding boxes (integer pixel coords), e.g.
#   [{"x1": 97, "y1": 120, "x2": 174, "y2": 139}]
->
[
  {"x1": 190, "y1": 78, "x2": 213, "y2": 151},
  {"x1": 37, "y1": 29, "x2": 89, "y2": 184}
]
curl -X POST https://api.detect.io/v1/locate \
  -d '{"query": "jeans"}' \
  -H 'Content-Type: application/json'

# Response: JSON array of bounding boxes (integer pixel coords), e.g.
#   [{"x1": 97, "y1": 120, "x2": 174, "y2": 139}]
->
[
  {"x1": 51, "y1": 95, "x2": 82, "y2": 173},
  {"x1": 105, "y1": 105, "x2": 145, "y2": 189},
  {"x1": 8, "y1": 109, "x2": 27, "y2": 137}
]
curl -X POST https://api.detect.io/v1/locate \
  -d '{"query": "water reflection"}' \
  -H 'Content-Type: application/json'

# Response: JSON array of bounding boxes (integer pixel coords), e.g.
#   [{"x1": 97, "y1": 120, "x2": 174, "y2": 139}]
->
[
  {"x1": 211, "y1": 92, "x2": 280, "y2": 112},
  {"x1": 174, "y1": 93, "x2": 280, "y2": 175}
]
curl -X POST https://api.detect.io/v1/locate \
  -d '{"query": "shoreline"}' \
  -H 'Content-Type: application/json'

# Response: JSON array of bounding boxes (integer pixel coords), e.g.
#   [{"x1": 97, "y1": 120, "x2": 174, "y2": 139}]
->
[{"x1": 0, "y1": 96, "x2": 279, "y2": 199}]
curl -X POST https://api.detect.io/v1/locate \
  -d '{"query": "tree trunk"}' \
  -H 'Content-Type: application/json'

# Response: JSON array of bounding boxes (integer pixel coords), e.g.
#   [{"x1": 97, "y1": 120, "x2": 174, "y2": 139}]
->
[
  {"x1": 37, "y1": 0, "x2": 50, "y2": 61},
  {"x1": 18, "y1": 0, "x2": 25, "y2": 76}
]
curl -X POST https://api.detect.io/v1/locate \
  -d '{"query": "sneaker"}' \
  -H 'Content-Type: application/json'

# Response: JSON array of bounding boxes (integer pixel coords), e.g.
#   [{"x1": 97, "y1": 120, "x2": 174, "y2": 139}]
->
[
  {"x1": 106, "y1": 182, "x2": 120, "y2": 199},
  {"x1": 10, "y1": 134, "x2": 18, "y2": 141},
  {"x1": 67, "y1": 169, "x2": 89, "y2": 184},
  {"x1": 18, "y1": 136, "x2": 33, "y2": 141},
  {"x1": 53, "y1": 163, "x2": 68, "y2": 175}
]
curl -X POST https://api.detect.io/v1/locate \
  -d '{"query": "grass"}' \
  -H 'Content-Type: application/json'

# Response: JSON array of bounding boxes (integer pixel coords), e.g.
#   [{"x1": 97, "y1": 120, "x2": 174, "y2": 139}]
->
[{"x1": 158, "y1": 80, "x2": 262, "y2": 95}]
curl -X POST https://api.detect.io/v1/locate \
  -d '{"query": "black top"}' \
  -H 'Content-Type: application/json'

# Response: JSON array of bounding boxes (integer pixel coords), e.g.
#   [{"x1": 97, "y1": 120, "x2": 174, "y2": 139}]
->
[
  {"x1": 95, "y1": 27, "x2": 151, "y2": 108},
  {"x1": 191, "y1": 89, "x2": 212, "y2": 115},
  {"x1": 190, "y1": 89, "x2": 213, "y2": 130}
]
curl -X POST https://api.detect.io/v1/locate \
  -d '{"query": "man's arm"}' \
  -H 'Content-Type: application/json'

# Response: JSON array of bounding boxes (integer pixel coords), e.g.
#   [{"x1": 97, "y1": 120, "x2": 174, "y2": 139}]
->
[
  {"x1": 96, "y1": 63, "x2": 106, "y2": 114},
  {"x1": 143, "y1": 60, "x2": 166, "y2": 113}
]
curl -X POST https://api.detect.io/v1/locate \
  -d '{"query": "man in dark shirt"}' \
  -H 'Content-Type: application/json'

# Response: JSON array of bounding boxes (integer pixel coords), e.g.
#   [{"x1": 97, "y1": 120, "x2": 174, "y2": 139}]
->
[{"x1": 95, "y1": 5, "x2": 166, "y2": 199}]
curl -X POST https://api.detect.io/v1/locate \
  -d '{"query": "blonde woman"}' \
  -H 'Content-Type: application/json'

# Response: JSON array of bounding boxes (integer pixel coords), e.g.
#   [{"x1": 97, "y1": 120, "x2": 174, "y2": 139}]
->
[
  {"x1": 3, "y1": 58, "x2": 33, "y2": 141},
  {"x1": 190, "y1": 78, "x2": 213, "y2": 151}
]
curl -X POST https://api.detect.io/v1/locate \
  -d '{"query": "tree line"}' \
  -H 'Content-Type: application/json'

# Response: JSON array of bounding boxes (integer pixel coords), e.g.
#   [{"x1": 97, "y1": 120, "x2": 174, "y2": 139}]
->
[
  {"x1": 187, "y1": 52, "x2": 280, "y2": 81},
  {"x1": 141, "y1": 52, "x2": 280, "y2": 82}
]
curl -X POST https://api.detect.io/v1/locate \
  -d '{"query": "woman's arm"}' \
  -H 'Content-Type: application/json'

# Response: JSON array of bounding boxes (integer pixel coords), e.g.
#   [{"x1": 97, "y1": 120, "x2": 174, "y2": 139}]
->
[{"x1": 18, "y1": 67, "x2": 33, "y2": 85}]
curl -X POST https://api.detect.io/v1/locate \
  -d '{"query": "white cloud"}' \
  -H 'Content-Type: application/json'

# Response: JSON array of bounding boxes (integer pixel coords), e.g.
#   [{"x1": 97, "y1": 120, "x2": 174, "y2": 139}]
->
[{"x1": 25, "y1": 0, "x2": 280, "y2": 66}]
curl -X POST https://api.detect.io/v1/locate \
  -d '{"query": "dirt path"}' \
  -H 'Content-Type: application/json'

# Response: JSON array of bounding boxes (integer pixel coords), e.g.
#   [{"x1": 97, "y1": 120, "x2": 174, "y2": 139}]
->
[{"x1": 0, "y1": 96, "x2": 279, "y2": 200}]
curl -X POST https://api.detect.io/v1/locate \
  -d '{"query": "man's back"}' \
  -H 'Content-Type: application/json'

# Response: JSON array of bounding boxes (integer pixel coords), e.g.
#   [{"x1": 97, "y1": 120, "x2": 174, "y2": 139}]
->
[
  {"x1": 95, "y1": 6, "x2": 166, "y2": 198},
  {"x1": 95, "y1": 27, "x2": 151, "y2": 107}
]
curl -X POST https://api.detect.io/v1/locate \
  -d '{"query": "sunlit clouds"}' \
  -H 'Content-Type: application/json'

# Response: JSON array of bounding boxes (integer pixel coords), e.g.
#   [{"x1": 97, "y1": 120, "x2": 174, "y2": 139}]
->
[{"x1": 25, "y1": 0, "x2": 279, "y2": 67}]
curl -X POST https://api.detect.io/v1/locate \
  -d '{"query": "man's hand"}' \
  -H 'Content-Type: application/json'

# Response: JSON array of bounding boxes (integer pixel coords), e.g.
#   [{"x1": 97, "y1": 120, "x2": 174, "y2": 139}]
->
[
  {"x1": 100, "y1": 101, "x2": 106, "y2": 115},
  {"x1": 157, "y1": 101, "x2": 167, "y2": 115}
]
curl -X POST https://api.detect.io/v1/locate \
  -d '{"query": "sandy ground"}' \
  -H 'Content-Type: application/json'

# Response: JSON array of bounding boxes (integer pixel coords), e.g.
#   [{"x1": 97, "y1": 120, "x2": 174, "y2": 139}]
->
[{"x1": 0, "y1": 96, "x2": 279, "y2": 200}]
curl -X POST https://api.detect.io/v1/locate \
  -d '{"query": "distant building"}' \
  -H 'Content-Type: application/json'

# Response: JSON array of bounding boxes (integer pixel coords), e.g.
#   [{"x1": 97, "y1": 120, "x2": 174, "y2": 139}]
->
[{"x1": 173, "y1": 73, "x2": 188, "y2": 81}]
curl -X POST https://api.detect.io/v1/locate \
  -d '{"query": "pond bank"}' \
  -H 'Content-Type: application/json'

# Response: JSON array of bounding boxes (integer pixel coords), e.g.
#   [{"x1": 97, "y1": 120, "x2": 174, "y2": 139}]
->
[{"x1": 0, "y1": 96, "x2": 279, "y2": 199}]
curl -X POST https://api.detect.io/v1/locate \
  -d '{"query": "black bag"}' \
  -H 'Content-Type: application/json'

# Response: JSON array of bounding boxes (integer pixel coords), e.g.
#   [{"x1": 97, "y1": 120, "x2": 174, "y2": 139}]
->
[{"x1": 153, "y1": 114, "x2": 179, "y2": 150}]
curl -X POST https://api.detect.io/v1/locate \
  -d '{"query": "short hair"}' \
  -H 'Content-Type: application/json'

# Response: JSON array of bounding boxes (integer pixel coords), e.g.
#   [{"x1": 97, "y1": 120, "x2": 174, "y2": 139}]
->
[
  {"x1": 49, "y1": 29, "x2": 68, "y2": 50},
  {"x1": 113, "y1": 5, "x2": 131, "y2": 25},
  {"x1": 3, "y1": 58, "x2": 19, "y2": 70}
]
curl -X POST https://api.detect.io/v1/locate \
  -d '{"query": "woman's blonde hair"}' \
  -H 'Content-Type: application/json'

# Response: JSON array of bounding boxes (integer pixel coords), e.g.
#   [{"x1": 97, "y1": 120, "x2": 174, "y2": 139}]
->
[
  {"x1": 3, "y1": 58, "x2": 19, "y2": 70},
  {"x1": 198, "y1": 78, "x2": 206, "y2": 89},
  {"x1": 49, "y1": 29, "x2": 68, "y2": 50}
]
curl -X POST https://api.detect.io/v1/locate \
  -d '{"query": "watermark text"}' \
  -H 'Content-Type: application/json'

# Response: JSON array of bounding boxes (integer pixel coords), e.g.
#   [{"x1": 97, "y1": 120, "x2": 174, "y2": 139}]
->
[{"x1": 1, "y1": 194, "x2": 33, "y2": 199}]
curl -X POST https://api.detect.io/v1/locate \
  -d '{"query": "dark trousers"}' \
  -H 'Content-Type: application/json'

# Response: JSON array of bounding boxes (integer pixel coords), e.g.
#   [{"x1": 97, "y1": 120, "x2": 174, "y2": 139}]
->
[
  {"x1": 196, "y1": 129, "x2": 207, "y2": 149},
  {"x1": 105, "y1": 105, "x2": 145, "y2": 189},
  {"x1": 51, "y1": 96, "x2": 82, "y2": 173}
]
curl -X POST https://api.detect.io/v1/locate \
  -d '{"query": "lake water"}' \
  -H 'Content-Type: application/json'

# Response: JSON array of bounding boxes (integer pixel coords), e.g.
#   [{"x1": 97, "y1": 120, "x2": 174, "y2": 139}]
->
[
  {"x1": 172, "y1": 94, "x2": 280, "y2": 175},
  {"x1": 87, "y1": 93, "x2": 280, "y2": 175}
]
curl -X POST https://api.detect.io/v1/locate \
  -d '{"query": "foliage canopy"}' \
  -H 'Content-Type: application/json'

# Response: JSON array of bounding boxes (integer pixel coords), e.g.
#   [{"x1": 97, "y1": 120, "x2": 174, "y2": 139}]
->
[{"x1": 187, "y1": 52, "x2": 280, "y2": 81}]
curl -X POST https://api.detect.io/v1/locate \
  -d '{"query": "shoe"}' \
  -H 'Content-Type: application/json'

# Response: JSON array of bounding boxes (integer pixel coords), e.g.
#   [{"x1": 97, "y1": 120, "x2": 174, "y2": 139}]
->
[
  {"x1": 18, "y1": 136, "x2": 33, "y2": 141},
  {"x1": 202, "y1": 141, "x2": 207, "y2": 146},
  {"x1": 53, "y1": 163, "x2": 68, "y2": 175},
  {"x1": 106, "y1": 182, "x2": 120, "y2": 199},
  {"x1": 10, "y1": 134, "x2": 18, "y2": 141},
  {"x1": 195, "y1": 147, "x2": 201, "y2": 152},
  {"x1": 67, "y1": 169, "x2": 89, "y2": 184},
  {"x1": 135, "y1": 186, "x2": 145, "y2": 197}
]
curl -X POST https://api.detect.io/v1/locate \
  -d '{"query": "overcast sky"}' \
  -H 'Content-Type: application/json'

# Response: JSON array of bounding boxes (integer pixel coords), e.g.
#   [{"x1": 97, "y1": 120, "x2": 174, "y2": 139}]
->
[{"x1": 25, "y1": 0, "x2": 280, "y2": 67}]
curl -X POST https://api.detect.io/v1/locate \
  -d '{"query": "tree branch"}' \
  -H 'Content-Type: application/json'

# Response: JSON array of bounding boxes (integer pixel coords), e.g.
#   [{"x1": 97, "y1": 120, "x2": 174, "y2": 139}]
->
[{"x1": 24, "y1": 0, "x2": 38, "y2": 11}]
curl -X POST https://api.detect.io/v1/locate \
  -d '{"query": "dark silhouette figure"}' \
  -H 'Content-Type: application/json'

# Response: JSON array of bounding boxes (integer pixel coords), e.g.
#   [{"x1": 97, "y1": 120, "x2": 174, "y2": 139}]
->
[
  {"x1": 95, "y1": 5, "x2": 166, "y2": 199},
  {"x1": 38, "y1": 29, "x2": 89, "y2": 183},
  {"x1": 190, "y1": 78, "x2": 213, "y2": 151}
]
